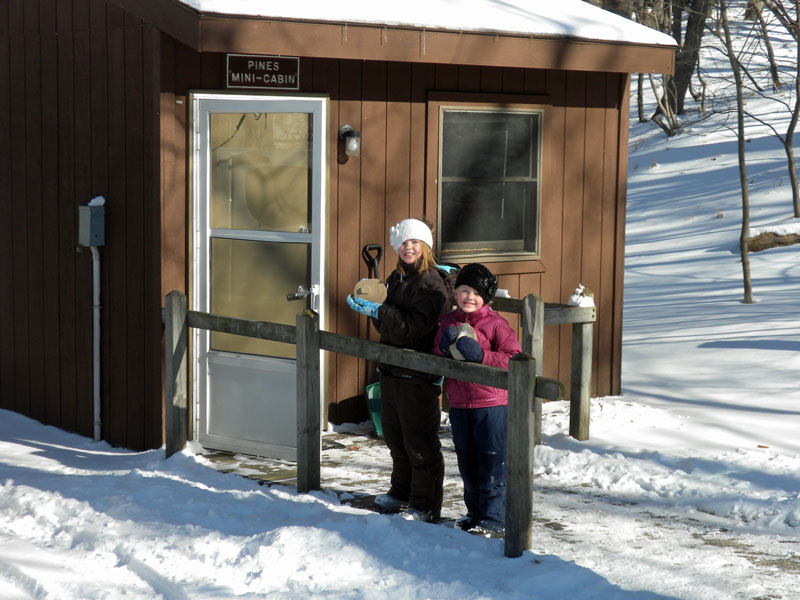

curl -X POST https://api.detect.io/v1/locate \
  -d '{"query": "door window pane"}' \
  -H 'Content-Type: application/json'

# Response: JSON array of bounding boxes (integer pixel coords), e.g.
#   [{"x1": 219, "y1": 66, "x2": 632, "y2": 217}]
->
[
  {"x1": 210, "y1": 113, "x2": 312, "y2": 233},
  {"x1": 439, "y1": 109, "x2": 541, "y2": 258},
  {"x1": 210, "y1": 238, "x2": 309, "y2": 359}
]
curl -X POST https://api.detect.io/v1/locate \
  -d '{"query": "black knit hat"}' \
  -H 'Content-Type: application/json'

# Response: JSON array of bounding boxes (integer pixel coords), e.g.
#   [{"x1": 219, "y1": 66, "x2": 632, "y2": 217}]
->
[{"x1": 455, "y1": 263, "x2": 498, "y2": 304}]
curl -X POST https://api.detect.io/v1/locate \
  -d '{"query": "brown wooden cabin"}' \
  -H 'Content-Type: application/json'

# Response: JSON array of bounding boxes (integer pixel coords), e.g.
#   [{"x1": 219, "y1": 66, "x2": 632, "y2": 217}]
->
[{"x1": 0, "y1": 0, "x2": 675, "y2": 454}]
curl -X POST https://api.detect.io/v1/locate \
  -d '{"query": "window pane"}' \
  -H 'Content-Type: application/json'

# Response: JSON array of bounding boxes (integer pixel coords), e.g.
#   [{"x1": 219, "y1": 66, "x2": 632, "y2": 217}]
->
[
  {"x1": 440, "y1": 181, "x2": 536, "y2": 255},
  {"x1": 442, "y1": 111, "x2": 537, "y2": 179},
  {"x1": 440, "y1": 109, "x2": 540, "y2": 258},
  {"x1": 210, "y1": 238, "x2": 308, "y2": 358},
  {"x1": 210, "y1": 113, "x2": 312, "y2": 233}
]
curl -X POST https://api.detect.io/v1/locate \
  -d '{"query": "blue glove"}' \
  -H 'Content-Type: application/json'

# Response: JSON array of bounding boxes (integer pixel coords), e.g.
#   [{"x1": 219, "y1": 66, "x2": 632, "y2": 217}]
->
[
  {"x1": 439, "y1": 326, "x2": 458, "y2": 355},
  {"x1": 346, "y1": 294, "x2": 382, "y2": 319},
  {"x1": 455, "y1": 337, "x2": 483, "y2": 363}
]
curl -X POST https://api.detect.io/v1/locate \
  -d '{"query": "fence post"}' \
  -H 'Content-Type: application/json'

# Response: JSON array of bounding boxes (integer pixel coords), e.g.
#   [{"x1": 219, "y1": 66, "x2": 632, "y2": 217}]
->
[
  {"x1": 296, "y1": 310, "x2": 321, "y2": 493},
  {"x1": 521, "y1": 294, "x2": 545, "y2": 445},
  {"x1": 505, "y1": 353, "x2": 537, "y2": 558},
  {"x1": 569, "y1": 322, "x2": 593, "y2": 441},
  {"x1": 164, "y1": 290, "x2": 188, "y2": 459}
]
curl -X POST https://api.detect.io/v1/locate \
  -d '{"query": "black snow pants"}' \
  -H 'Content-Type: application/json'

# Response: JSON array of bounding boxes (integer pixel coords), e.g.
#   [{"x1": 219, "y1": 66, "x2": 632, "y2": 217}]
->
[{"x1": 379, "y1": 374, "x2": 444, "y2": 518}]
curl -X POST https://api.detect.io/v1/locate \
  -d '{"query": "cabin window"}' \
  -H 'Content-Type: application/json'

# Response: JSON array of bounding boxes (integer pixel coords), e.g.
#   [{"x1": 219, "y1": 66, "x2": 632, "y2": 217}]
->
[{"x1": 437, "y1": 108, "x2": 542, "y2": 261}]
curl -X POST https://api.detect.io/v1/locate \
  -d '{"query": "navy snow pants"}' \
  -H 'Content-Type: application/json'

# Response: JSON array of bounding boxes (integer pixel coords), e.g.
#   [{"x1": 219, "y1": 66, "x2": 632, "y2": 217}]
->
[{"x1": 449, "y1": 405, "x2": 507, "y2": 525}]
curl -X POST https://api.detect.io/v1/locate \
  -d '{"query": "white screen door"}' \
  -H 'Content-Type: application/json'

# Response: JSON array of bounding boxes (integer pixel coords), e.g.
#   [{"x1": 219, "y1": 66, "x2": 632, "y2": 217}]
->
[{"x1": 191, "y1": 93, "x2": 326, "y2": 460}]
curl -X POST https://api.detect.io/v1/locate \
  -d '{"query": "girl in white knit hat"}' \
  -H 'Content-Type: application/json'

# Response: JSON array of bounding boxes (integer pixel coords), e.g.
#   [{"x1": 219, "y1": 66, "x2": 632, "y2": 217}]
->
[{"x1": 346, "y1": 218, "x2": 450, "y2": 522}]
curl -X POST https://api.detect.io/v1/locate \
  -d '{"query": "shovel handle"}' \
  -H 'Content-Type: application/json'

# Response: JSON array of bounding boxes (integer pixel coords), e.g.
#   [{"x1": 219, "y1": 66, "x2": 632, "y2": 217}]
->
[{"x1": 362, "y1": 244, "x2": 383, "y2": 279}]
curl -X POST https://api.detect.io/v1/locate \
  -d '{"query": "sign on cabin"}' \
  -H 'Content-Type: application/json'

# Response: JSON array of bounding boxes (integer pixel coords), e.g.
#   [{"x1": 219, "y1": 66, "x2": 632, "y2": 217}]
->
[{"x1": 226, "y1": 54, "x2": 300, "y2": 90}]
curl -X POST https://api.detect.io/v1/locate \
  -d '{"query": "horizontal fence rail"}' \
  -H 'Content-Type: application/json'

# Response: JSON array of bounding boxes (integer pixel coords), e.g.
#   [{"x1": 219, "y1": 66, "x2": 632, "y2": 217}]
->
[
  {"x1": 491, "y1": 297, "x2": 596, "y2": 326},
  {"x1": 163, "y1": 290, "x2": 596, "y2": 558},
  {"x1": 319, "y1": 331, "x2": 563, "y2": 401},
  {"x1": 187, "y1": 310, "x2": 296, "y2": 345}
]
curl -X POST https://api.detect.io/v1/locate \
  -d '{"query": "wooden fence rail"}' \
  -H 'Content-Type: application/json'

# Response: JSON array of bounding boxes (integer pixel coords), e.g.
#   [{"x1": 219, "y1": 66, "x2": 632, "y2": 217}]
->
[{"x1": 163, "y1": 290, "x2": 595, "y2": 558}]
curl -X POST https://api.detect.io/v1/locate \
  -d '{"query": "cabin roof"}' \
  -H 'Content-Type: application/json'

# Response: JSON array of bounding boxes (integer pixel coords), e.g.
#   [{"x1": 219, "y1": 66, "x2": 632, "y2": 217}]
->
[
  {"x1": 176, "y1": 0, "x2": 677, "y2": 47},
  {"x1": 110, "y1": 0, "x2": 676, "y2": 74}
]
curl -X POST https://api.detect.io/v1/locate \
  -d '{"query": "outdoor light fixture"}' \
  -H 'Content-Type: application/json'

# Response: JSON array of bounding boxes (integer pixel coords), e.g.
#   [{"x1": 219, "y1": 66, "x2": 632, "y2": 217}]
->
[{"x1": 338, "y1": 124, "x2": 361, "y2": 156}]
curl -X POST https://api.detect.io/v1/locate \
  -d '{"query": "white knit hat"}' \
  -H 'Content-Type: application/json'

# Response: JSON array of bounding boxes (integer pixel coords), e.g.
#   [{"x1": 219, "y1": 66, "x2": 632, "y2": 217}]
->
[{"x1": 389, "y1": 219, "x2": 433, "y2": 253}]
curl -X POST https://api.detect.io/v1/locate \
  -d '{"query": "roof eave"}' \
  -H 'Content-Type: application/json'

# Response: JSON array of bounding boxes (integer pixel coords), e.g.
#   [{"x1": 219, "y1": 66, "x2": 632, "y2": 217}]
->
[
  {"x1": 200, "y1": 17, "x2": 674, "y2": 74},
  {"x1": 110, "y1": 0, "x2": 675, "y2": 75}
]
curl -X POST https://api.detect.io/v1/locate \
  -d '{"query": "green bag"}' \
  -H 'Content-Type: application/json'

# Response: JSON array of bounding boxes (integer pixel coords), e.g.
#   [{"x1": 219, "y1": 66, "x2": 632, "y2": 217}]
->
[{"x1": 366, "y1": 382, "x2": 382, "y2": 437}]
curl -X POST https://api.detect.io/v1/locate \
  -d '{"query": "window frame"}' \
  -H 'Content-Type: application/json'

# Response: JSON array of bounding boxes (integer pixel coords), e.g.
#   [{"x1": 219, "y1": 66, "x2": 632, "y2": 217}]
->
[{"x1": 427, "y1": 92, "x2": 550, "y2": 267}]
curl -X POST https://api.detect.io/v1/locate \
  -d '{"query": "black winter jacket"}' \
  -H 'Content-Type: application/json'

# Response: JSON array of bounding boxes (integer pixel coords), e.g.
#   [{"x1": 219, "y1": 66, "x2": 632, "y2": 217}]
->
[{"x1": 372, "y1": 264, "x2": 449, "y2": 381}]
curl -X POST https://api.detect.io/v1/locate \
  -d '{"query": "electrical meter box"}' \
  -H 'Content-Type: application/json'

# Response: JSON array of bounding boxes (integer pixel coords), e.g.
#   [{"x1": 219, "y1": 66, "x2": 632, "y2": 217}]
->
[{"x1": 78, "y1": 205, "x2": 105, "y2": 246}]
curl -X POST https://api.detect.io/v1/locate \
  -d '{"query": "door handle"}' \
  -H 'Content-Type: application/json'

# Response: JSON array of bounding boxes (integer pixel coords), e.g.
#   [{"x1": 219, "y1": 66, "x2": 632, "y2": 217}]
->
[
  {"x1": 286, "y1": 284, "x2": 320, "y2": 311},
  {"x1": 286, "y1": 285, "x2": 310, "y2": 301}
]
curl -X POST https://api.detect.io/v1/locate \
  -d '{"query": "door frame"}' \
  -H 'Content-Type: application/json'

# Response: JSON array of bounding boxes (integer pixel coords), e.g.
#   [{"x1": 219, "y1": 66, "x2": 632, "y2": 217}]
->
[{"x1": 188, "y1": 91, "x2": 328, "y2": 458}]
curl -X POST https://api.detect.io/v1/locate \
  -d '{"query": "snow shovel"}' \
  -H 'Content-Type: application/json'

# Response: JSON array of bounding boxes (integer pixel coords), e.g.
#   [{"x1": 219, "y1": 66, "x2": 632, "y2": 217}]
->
[
  {"x1": 359, "y1": 243, "x2": 383, "y2": 436},
  {"x1": 353, "y1": 244, "x2": 386, "y2": 303},
  {"x1": 362, "y1": 243, "x2": 382, "y2": 279}
]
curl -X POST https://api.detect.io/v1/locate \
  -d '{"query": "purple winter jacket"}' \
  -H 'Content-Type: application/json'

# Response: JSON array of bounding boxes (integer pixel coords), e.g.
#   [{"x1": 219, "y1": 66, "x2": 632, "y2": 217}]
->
[{"x1": 433, "y1": 304, "x2": 522, "y2": 409}]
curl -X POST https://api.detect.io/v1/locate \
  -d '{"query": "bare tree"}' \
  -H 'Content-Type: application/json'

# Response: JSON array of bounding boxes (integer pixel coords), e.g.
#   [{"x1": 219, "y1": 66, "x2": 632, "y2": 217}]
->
[
  {"x1": 720, "y1": 0, "x2": 755, "y2": 303},
  {"x1": 650, "y1": 74, "x2": 682, "y2": 134},
  {"x1": 701, "y1": 1, "x2": 800, "y2": 219},
  {"x1": 688, "y1": 66, "x2": 708, "y2": 111},
  {"x1": 706, "y1": 14, "x2": 769, "y2": 91},
  {"x1": 672, "y1": 0, "x2": 686, "y2": 43},
  {"x1": 762, "y1": 0, "x2": 800, "y2": 217},
  {"x1": 637, "y1": 73, "x2": 648, "y2": 122},
  {"x1": 633, "y1": 1, "x2": 681, "y2": 133},
  {"x1": 715, "y1": 1, "x2": 800, "y2": 218},
  {"x1": 604, "y1": 0, "x2": 636, "y2": 16},
  {"x1": 750, "y1": 1, "x2": 783, "y2": 91},
  {"x1": 630, "y1": 0, "x2": 712, "y2": 132},
  {"x1": 666, "y1": 0, "x2": 716, "y2": 115}
]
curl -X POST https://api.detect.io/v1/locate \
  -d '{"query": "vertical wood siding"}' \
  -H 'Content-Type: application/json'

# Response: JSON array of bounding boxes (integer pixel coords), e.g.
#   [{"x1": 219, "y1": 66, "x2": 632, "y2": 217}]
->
[
  {"x1": 0, "y1": 0, "x2": 163, "y2": 449},
  {"x1": 55, "y1": 1, "x2": 78, "y2": 432},
  {"x1": 0, "y1": 2, "x2": 16, "y2": 421}
]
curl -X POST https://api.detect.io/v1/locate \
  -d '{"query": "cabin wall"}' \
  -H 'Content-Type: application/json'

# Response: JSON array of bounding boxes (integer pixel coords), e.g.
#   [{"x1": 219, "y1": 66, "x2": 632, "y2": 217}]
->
[
  {"x1": 0, "y1": 0, "x2": 163, "y2": 449},
  {"x1": 0, "y1": 0, "x2": 630, "y2": 447},
  {"x1": 161, "y1": 41, "x2": 628, "y2": 425}
]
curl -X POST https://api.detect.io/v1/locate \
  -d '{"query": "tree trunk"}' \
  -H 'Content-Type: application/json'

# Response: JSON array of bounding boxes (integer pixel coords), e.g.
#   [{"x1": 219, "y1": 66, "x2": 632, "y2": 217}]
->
[
  {"x1": 784, "y1": 137, "x2": 800, "y2": 217},
  {"x1": 667, "y1": 0, "x2": 715, "y2": 115},
  {"x1": 637, "y1": 73, "x2": 646, "y2": 122},
  {"x1": 603, "y1": 0, "x2": 634, "y2": 17},
  {"x1": 792, "y1": 26, "x2": 800, "y2": 218},
  {"x1": 764, "y1": 0, "x2": 800, "y2": 217},
  {"x1": 721, "y1": 0, "x2": 755, "y2": 303},
  {"x1": 756, "y1": 8, "x2": 782, "y2": 91},
  {"x1": 764, "y1": 0, "x2": 799, "y2": 41},
  {"x1": 650, "y1": 74, "x2": 680, "y2": 136},
  {"x1": 672, "y1": 0, "x2": 684, "y2": 44}
]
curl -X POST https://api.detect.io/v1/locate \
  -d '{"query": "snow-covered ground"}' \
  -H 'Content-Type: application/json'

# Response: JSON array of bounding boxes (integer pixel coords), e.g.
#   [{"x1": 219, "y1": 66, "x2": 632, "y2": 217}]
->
[{"x1": 2, "y1": 6, "x2": 800, "y2": 600}]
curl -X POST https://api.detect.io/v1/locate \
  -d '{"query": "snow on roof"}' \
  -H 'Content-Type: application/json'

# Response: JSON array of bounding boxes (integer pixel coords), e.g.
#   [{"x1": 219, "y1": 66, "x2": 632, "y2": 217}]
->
[{"x1": 176, "y1": 0, "x2": 677, "y2": 47}]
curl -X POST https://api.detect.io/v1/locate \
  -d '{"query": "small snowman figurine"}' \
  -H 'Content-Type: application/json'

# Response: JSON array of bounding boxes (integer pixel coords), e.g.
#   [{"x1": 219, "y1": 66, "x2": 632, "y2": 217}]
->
[{"x1": 567, "y1": 284, "x2": 595, "y2": 308}]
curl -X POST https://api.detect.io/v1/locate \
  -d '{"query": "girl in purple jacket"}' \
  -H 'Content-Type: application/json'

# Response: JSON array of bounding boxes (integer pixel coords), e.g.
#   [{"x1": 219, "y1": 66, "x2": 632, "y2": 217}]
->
[{"x1": 433, "y1": 263, "x2": 521, "y2": 534}]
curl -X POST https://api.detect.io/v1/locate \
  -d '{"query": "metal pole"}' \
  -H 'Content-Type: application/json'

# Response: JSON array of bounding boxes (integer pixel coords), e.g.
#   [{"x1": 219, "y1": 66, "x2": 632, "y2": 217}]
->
[{"x1": 91, "y1": 246, "x2": 101, "y2": 441}]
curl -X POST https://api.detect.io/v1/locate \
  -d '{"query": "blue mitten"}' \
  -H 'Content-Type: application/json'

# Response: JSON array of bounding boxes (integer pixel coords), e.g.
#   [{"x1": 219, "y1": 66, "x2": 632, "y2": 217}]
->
[
  {"x1": 346, "y1": 294, "x2": 382, "y2": 319},
  {"x1": 455, "y1": 337, "x2": 483, "y2": 363},
  {"x1": 439, "y1": 326, "x2": 458, "y2": 355}
]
